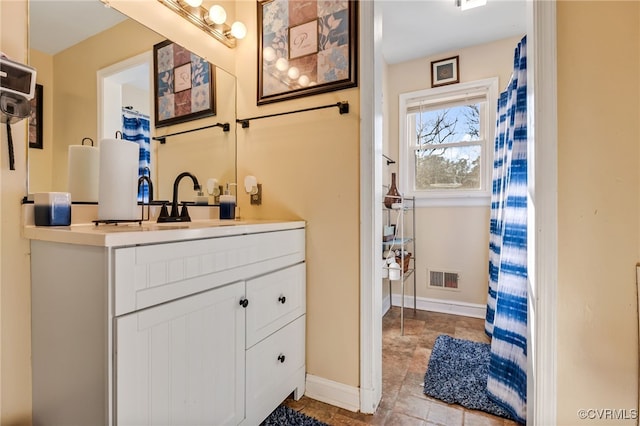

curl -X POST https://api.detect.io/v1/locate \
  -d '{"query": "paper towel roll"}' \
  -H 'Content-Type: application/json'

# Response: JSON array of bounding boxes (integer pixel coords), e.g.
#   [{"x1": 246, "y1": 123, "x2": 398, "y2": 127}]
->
[
  {"x1": 98, "y1": 138, "x2": 139, "y2": 221},
  {"x1": 67, "y1": 145, "x2": 99, "y2": 202}
]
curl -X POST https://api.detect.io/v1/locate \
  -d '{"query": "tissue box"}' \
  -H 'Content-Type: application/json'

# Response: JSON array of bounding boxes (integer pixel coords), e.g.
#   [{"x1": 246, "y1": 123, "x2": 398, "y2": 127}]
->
[{"x1": 34, "y1": 192, "x2": 71, "y2": 226}]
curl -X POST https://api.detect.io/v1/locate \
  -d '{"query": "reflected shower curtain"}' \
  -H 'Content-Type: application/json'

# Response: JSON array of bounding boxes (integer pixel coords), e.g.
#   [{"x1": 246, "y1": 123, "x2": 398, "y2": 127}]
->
[
  {"x1": 484, "y1": 35, "x2": 527, "y2": 424},
  {"x1": 122, "y1": 109, "x2": 151, "y2": 201}
]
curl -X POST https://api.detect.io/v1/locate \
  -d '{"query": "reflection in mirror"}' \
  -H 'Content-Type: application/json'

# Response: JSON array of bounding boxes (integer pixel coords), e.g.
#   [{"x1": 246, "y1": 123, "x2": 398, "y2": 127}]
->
[{"x1": 28, "y1": 0, "x2": 236, "y2": 204}]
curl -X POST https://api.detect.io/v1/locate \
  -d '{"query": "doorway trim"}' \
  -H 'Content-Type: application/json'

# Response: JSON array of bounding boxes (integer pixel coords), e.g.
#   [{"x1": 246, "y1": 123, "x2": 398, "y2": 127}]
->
[
  {"x1": 358, "y1": 1, "x2": 558, "y2": 423},
  {"x1": 97, "y1": 50, "x2": 152, "y2": 142},
  {"x1": 526, "y1": 0, "x2": 558, "y2": 423},
  {"x1": 358, "y1": 0, "x2": 383, "y2": 413}
]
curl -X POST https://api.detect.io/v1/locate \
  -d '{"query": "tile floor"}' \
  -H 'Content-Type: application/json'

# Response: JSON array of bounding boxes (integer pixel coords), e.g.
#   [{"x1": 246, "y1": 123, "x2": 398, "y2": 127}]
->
[{"x1": 283, "y1": 307, "x2": 520, "y2": 426}]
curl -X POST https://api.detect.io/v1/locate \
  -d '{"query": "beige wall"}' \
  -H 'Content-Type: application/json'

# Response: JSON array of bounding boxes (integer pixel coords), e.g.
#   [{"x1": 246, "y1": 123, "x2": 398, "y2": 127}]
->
[
  {"x1": 28, "y1": 49, "x2": 54, "y2": 194},
  {"x1": 38, "y1": 18, "x2": 236, "y2": 203},
  {"x1": 48, "y1": 19, "x2": 163, "y2": 193},
  {"x1": 234, "y1": 0, "x2": 362, "y2": 387},
  {"x1": 1, "y1": 0, "x2": 33, "y2": 423},
  {"x1": 557, "y1": 1, "x2": 639, "y2": 424},
  {"x1": 385, "y1": 36, "x2": 521, "y2": 305}
]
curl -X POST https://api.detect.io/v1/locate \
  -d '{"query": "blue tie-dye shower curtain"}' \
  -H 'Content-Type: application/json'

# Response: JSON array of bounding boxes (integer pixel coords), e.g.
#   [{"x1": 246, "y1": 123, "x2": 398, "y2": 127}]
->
[
  {"x1": 484, "y1": 35, "x2": 527, "y2": 424},
  {"x1": 122, "y1": 109, "x2": 151, "y2": 201}
]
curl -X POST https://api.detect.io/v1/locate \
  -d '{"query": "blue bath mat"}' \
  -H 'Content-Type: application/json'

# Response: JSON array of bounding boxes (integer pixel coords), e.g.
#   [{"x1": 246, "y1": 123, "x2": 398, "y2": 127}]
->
[
  {"x1": 261, "y1": 405, "x2": 328, "y2": 426},
  {"x1": 423, "y1": 334, "x2": 519, "y2": 423}
]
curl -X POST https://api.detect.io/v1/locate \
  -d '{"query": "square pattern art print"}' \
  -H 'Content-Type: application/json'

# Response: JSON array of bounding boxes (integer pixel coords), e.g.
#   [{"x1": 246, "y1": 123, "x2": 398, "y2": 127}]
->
[
  {"x1": 258, "y1": 0, "x2": 357, "y2": 105},
  {"x1": 153, "y1": 40, "x2": 216, "y2": 127}
]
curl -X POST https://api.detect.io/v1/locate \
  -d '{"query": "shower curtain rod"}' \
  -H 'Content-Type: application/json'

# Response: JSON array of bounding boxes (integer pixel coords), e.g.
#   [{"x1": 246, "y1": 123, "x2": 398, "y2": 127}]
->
[
  {"x1": 236, "y1": 101, "x2": 349, "y2": 128},
  {"x1": 122, "y1": 107, "x2": 150, "y2": 119}
]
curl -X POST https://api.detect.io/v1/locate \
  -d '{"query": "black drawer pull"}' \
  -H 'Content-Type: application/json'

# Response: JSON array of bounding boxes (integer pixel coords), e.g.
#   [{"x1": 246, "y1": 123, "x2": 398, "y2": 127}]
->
[
  {"x1": 277, "y1": 354, "x2": 286, "y2": 363},
  {"x1": 278, "y1": 295, "x2": 286, "y2": 304},
  {"x1": 239, "y1": 298, "x2": 249, "y2": 308}
]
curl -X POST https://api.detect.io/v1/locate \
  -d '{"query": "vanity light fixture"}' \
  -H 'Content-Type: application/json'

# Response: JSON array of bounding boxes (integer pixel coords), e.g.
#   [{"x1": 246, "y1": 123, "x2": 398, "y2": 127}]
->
[
  {"x1": 455, "y1": 0, "x2": 487, "y2": 10},
  {"x1": 157, "y1": 0, "x2": 247, "y2": 48}
]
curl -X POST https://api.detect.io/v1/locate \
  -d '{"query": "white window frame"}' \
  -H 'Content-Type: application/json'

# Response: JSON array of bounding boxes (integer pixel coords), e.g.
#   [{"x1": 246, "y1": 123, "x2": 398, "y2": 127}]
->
[{"x1": 399, "y1": 77, "x2": 498, "y2": 207}]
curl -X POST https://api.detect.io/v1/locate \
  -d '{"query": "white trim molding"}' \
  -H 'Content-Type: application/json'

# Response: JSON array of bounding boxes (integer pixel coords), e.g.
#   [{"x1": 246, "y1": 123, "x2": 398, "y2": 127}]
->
[
  {"x1": 390, "y1": 294, "x2": 487, "y2": 319},
  {"x1": 359, "y1": 0, "x2": 383, "y2": 416},
  {"x1": 305, "y1": 374, "x2": 360, "y2": 413},
  {"x1": 382, "y1": 294, "x2": 392, "y2": 316},
  {"x1": 528, "y1": 0, "x2": 558, "y2": 424}
]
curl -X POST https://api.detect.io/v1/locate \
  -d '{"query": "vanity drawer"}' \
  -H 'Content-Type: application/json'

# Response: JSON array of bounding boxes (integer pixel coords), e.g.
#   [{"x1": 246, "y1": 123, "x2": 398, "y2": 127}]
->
[
  {"x1": 113, "y1": 229, "x2": 305, "y2": 316},
  {"x1": 245, "y1": 263, "x2": 306, "y2": 348},
  {"x1": 245, "y1": 316, "x2": 305, "y2": 424}
]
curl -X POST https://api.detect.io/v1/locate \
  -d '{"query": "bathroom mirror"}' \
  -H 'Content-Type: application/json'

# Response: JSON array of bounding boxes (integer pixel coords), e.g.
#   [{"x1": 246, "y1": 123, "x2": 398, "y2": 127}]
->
[{"x1": 27, "y1": 0, "x2": 237, "y2": 203}]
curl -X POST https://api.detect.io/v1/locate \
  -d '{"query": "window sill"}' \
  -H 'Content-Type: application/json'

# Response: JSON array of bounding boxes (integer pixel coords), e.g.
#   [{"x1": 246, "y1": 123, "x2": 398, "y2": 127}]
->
[{"x1": 412, "y1": 193, "x2": 491, "y2": 208}]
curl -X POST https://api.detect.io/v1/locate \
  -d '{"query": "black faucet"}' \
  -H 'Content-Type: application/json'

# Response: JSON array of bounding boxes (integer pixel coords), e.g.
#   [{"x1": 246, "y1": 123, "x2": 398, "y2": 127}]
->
[{"x1": 158, "y1": 172, "x2": 201, "y2": 222}]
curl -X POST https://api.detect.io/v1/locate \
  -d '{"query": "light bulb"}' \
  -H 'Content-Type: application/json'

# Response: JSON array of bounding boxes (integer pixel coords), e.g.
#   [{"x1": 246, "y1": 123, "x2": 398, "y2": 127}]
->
[
  {"x1": 208, "y1": 5, "x2": 227, "y2": 25},
  {"x1": 230, "y1": 21, "x2": 247, "y2": 39},
  {"x1": 287, "y1": 66, "x2": 300, "y2": 80},
  {"x1": 184, "y1": 0, "x2": 202, "y2": 6},
  {"x1": 298, "y1": 75, "x2": 310, "y2": 87},
  {"x1": 275, "y1": 58, "x2": 289, "y2": 72},
  {"x1": 263, "y1": 47, "x2": 276, "y2": 62}
]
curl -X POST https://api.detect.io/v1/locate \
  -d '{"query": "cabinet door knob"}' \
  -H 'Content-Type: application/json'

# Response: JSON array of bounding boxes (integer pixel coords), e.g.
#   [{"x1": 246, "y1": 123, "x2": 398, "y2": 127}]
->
[
  {"x1": 239, "y1": 298, "x2": 249, "y2": 308},
  {"x1": 278, "y1": 295, "x2": 286, "y2": 304},
  {"x1": 277, "y1": 354, "x2": 286, "y2": 363}
]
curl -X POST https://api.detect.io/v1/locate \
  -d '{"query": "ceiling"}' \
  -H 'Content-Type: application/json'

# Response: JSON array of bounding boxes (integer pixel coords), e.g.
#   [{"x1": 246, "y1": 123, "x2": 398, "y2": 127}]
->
[
  {"x1": 30, "y1": 0, "x2": 527, "y2": 65},
  {"x1": 30, "y1": 0, "x2": 127, "y2": 56},
  {"x1": 380, "y1": 0, "x2": 526, "y2": 64}
]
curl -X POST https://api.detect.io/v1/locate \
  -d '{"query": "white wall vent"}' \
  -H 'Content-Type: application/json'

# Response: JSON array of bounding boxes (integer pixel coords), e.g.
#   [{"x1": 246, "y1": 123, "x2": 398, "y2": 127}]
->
[{"x1": 429, "y1": 270, "x2": 459, "y2": 289}]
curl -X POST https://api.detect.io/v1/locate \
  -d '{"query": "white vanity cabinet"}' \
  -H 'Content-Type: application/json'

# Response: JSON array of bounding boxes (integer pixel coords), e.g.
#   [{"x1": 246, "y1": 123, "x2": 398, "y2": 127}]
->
[{"x1": 29, "y1": 222, "x2": 306, "y2": 426}]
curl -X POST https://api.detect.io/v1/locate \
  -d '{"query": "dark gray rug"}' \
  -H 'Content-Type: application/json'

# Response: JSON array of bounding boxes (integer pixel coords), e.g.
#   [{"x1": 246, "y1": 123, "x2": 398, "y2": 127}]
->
[
  {"x1": 261, "y1": 405, "x2": 328, "y2": 426},
  {"x1": 423, "y1": 334, "x2": 518, "y2": 422}
]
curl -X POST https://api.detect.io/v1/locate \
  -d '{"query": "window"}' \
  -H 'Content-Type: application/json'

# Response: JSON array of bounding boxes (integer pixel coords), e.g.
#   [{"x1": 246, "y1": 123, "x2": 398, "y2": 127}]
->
[{"x1": 399, "y1": 78, "x2": 498, "y2": 206}]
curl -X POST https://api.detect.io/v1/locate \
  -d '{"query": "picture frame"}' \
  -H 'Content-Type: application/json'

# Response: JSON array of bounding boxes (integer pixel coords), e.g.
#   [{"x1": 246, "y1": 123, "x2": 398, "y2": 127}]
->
[
  {"x1": 257, "y1": 0, "x2": 358, "y2": 105},
  {"x1": 153, "y1": 40, "x2": 216, "y2": 128},
  {"x1": 431, "y1": 56, "x2": 460, "y2": 87},
  {"x1": 28, "y1": 84, "x2": 43, "y2": 149}
]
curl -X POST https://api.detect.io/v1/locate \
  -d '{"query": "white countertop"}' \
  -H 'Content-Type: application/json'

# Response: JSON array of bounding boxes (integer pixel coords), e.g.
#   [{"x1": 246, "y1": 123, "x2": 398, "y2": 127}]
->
[{"x1": 23, "y1": 219, "x2": 306, "y2": 247}]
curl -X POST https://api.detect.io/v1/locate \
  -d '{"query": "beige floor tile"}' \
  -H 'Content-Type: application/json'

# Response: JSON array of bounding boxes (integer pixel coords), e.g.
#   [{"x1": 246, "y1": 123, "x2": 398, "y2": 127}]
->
[
  {"x1": 426, "y1": 400, "x2": 464, "y2": 426},
  {"x1": 393, "y1": 394, "x2": 431, "y2": 420},
  {"x1": 454, "y1": 327, "x2": 491, "y2": 343},
  {"x1": 384, "y1": 411, "x2": 428, "y2": 426},
  {"x1": 463, "y1": 410, "x2": 506, "y2": 426}
]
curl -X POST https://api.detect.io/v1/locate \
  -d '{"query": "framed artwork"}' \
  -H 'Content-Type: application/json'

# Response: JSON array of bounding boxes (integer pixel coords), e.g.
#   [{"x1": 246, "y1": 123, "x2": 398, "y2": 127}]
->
[
  {"x1": 431, "y1": 56, "x2": 460, "y2": 87},
  {"x1": 257, "y1": 0, "x2": 358, "y2": 105},
  {"x1": 28, "y1": 84, "x2": 43, "y2": 149},
  {"x1": 153, "y1": 40, "x2": 216, "y2": 127}
]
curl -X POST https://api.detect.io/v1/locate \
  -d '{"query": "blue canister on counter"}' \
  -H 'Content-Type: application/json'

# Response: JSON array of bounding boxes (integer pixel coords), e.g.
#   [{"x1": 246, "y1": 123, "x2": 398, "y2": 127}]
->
[
  {"x1": 219, "y1": 191, "x2": 236, "y2": 220},
  {"x1": 34, "y1": 192, "x2": 71, "y2": 226}
]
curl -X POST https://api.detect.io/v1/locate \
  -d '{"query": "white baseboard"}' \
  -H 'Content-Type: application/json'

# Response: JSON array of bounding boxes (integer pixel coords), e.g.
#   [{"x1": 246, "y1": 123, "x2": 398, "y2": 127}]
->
[
  {"x1": 389, "y1": 293, "x2": 487, "y2": 319},
  {"x1": 382, "y1": 294, "x2": 391, "y2": 316},
  {"x1": 304, "y1": 374, "x2": 360, "y2": 412}
]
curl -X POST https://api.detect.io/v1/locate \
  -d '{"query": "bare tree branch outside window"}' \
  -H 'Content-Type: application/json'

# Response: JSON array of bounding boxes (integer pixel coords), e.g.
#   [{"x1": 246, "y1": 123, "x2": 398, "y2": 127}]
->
[{"x1": 413, "y1": 104, "x2": 482, "y2": 190}]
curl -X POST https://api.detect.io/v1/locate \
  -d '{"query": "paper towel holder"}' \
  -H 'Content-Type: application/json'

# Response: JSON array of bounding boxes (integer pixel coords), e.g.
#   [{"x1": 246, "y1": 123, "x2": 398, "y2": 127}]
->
[{"x1": 82, "y1": 137, "x2": 94, "y2": 146}]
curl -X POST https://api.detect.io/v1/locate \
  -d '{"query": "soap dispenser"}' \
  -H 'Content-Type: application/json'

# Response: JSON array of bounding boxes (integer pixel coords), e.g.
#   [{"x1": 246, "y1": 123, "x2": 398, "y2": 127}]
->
[{"x1": 219, "y1": 183, "x2": 236, "y2": 220}]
